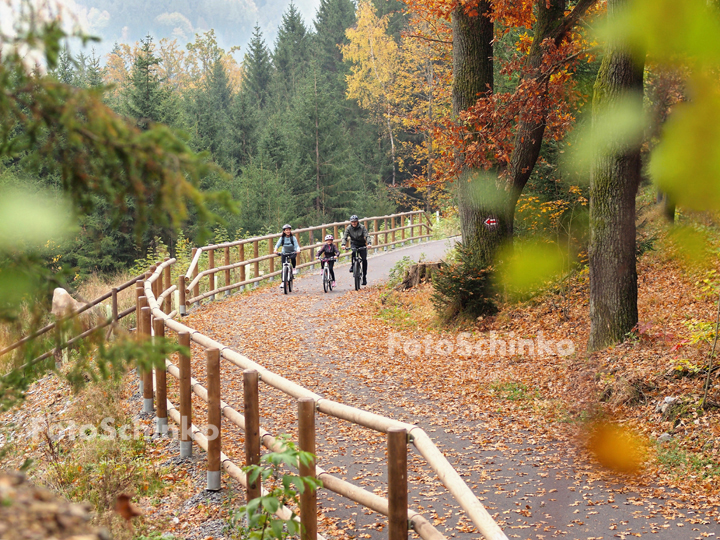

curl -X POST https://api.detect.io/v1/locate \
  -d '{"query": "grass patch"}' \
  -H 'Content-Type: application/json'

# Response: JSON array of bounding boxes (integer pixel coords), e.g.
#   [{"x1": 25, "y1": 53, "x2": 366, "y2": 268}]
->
[
  {"x1": 657, "y1": 441, "x2": 720, "y2": 480},
  {"x1": 489, "y1": 381, "x2": 536, "y2": 401}
]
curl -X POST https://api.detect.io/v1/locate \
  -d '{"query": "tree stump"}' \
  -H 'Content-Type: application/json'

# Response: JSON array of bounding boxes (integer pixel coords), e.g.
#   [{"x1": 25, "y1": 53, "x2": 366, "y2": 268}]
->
[{"x1": 394, "y1": 262, "x2": 443, "y2": 291}]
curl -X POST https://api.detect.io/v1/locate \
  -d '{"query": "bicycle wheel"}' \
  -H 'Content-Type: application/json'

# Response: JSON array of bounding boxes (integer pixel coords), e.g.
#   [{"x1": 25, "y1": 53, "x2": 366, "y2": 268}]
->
[
  {"x1": 283, "y1": 267, "x2": 289, "y2": 295},
  {"x1": 328, "y1": 270, "x2": 333, "y2": 291},
  {"x1": 354, "y1": 261, "x2": 361, "y2": 291},
  {"x1": 288, "y1": 272, "x2": 293, "y2": 293},
  {"x1": 323, "y1": 268, "x2": 328, "y2": 293}
]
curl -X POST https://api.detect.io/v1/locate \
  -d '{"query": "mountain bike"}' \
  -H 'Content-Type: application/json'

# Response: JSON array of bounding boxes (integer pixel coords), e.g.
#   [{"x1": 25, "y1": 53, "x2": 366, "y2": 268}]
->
[
  {"x1": 318, "y1": 257, "x2": 337, "y2": 293},
  {"x1": 349, "y1": 246, "x2": 367, "y2": 291},
  {"x1": 276, "y1": 252, "x2": 297, "y2": 294}
]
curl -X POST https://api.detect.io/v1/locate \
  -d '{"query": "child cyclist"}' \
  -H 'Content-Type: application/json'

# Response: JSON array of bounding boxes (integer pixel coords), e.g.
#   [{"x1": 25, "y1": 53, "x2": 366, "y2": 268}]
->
[
  {"x1": 316, "y1": 234, "x2": 339, "y2": 287},
  {"x1": 275, "y1": 224, "x2": 301, "y2": 288}
]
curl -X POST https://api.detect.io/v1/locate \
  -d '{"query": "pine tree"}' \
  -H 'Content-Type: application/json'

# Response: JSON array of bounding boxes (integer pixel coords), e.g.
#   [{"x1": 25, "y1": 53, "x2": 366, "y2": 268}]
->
[
  {"x1": 313, "y1": 0, "x2": 356, "y2": 80},
  {"x1": 271, "y1": 3, "x2": 311, "y2": 102},
  {"x1": 242, "y1": 25, "x2": 273, "y2": 109},
  {"x1": 125, "y1": 35, "x2": 167, "y2": 130},
  {"x1": 190, "y1": 58, "x2": 234, "y2": 167}
]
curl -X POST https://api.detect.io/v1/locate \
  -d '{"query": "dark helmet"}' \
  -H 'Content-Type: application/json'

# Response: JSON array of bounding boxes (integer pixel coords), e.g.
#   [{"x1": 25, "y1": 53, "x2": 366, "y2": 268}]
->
[
  {"x1": 282, "y1": 224, "x2": 292, "y2": 230},
  {"x1": 350, "y1": 215, "x2": 359, "y2": 222}
]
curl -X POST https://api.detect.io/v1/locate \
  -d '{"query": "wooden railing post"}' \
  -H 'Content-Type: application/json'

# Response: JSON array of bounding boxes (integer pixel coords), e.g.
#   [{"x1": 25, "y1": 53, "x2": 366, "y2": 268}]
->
[
  {"x1": 191, "y1": 248, "x2": 200, "y2": 305},
  {"x1": 410, "y1": 213, "x2": 415, "y2": 243},
  {"x1": 268, "y1": 239, "x2": 275, "y2": 278},
  {"x1": 178, "y1": 332, "x2": 192, "y2": 457},
  {"x1": 253, "y1": 241, "x2": 259, "y2": 286},
  {"x1": 224, "y1": 246, "x2": 231, "y2": 297},
  {"x1": 141, "y1": 305, "x2": 154, "y2": 414},
  {"x1": 391, "y1": 216, "x2": 396, "y2": 248},
  {"x1": 153, "y1": 318, "x2": 168, "y2": 435},
  {"x1": 401, "y1": 215, "x2": 406, "y2": 245},
  {"x1": 179, "y1": 275, "x2": 187, "y2": 316},
  {"x1": 384, "y1": 218, "x2": 389, "y2": 249},
  {"x1": 111, "y1": 288, "x2": 118, "y2": 326},
  {"x1": 309, "y1": 230, "x2": 314, "y2": 271},
  {"x1": 156, "y1": 264, "x2": 164, "y2": 310},
  {"x1": 164, "y1": 258, "x2": 171, "y2": 313},
  {"x1": 243, "y1": 369, "x2": 261, "y2": 502},
  {"x1": 298, "y1": 397, "x2": 317, "y2": 540},
  {"x1": 208, "y1": 248, "x2": 216, "y2": 301},
  {"x1": 238, "y1": 244, "x2": 246, "y2": 289},
  {"x1": 206, "y1": 347, "x2": 221, "y2": 491},
  {"x1": 373, "y1": 219, "x2": 379, "y2": 253},
  {"x1": 388, "y1": 427, "x2": 408, "y2": 540},
  {"x1": 135, "y1": 283, "x2": 144, "y2": 393}
]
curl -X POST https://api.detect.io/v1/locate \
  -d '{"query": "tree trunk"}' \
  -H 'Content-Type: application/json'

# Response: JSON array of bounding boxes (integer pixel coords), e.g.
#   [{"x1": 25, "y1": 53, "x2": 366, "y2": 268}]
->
[
  {"x1": 505, "y1": 0, "x2": 566, "y2": 238},
  {"x1": 588, "y1": 0, "x2": 645, "y2": 351},
  {"x1": 452, "y1": 1, "x2": 495, "y2": 261}
]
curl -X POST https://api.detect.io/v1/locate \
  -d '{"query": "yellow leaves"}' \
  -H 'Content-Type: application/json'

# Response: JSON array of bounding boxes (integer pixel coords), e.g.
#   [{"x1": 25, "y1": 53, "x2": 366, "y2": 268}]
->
[
  {"x1": 495, "y1": 240, "x2": 565, "y2": 297},
  {"x1": 587, "y1": 422, "x2": 647, "y2": 475}
]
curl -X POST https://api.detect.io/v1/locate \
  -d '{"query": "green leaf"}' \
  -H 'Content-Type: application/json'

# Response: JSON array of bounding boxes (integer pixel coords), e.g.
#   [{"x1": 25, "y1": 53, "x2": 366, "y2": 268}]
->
[
  {"x1": 270, "y1": 519, "x2": 285, "y2": 539},
  {"x1": 495, "y1": 240, "x2": 565, "y2": 296},
  {"x1": 261, "y1": 496, "x2": 280, "y2": 514},
  {"x1": 649, "y1": 75, "x2": 720, "y2": 212}
]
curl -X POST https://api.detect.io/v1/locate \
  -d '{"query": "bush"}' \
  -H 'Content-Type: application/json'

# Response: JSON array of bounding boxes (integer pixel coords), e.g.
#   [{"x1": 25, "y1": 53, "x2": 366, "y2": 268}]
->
[{"x1": 431, "y1": 242, "x2": 497, "y2": 320}]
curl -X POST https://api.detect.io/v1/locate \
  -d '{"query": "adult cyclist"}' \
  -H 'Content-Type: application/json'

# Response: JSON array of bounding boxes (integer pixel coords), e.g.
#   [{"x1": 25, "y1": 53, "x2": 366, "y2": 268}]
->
[
  {"x1": 342, "y1": 215, "x2": 370, "y2": 286},
  {"x1": 275, "y1": 224, "x2": 301, "y2": 287}
]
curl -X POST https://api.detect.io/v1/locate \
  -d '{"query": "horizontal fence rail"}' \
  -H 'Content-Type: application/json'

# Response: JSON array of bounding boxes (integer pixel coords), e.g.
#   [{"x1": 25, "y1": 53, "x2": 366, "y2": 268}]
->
[
  {"x1": 2, "y1": 210, "x2": 506, "y2": 539},
  {"x1": 0, "y1": 273, "x2": 145, "y2": 374},
  {"x1": 143, "y1": 258, "x2": 507, "y2": 540},
  {"x1": 179, "y1": 211, "x2": 433, "y2": 313}
]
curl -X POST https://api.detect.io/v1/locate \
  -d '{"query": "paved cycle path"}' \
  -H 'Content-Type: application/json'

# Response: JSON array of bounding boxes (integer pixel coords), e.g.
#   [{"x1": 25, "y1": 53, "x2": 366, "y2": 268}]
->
[{"x1": 183, "y1": 237, "x2": 720, "y2": 540}]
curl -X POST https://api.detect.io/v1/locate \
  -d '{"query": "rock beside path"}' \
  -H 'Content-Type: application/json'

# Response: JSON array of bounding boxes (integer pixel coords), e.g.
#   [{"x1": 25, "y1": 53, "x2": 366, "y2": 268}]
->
[{"x1": 0, "y1": 471, "x2": 108, "y2": 540}]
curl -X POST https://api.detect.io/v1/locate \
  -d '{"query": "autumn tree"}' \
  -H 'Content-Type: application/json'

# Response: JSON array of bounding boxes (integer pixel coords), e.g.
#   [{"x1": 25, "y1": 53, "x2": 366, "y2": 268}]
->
[{"x1": 344, "y1": 0, "x2": 401, "y2": 186}]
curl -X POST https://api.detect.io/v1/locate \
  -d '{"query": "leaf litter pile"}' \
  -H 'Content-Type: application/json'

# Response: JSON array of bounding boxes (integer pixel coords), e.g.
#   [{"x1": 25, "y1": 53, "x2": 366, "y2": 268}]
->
[{"x1": 3, "y1": 237, "x2": 720, "y2": 540}]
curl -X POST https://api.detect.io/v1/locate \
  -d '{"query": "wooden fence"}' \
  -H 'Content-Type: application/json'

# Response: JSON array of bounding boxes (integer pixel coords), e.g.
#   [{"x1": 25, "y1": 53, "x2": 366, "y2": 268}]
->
[
  {"x1": 142, "y1": 258, "x2": 508, "y2": 540},
  {"x1": 1, "y1": 210, "x2": 507, "y2": 539},
  {"x1": 0, "y1": 273, "x2": 144, "y2": 373},
  {"x1": 179, "y1": 211, "x2": 432, "y2": 314}
]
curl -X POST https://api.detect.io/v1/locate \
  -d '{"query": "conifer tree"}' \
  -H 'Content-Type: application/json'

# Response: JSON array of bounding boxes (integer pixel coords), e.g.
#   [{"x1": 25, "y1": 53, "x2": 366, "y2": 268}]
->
[
  {"x1": 242, "y1": 25, "x2": 273, "y2": 109},
  {"x1": 271, "y1": 3, "x2": 311, "y2": 102}
]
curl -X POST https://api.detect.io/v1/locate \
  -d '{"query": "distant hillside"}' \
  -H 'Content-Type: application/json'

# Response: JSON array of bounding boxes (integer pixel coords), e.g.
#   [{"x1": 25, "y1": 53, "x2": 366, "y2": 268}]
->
[{"x1": 64, "y1": 0, "x2": 319, "y2": 59}]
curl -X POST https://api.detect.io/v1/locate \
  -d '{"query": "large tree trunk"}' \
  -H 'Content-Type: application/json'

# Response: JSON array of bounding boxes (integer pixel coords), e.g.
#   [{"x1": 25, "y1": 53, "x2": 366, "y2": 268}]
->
[
  {"x1": 588, "y1": 0, "x2": 645, "y2": 351},
  {"x1": 452, "y1": 1, "x2": 495, "y2": 261},
  {"x1": 505, "y1": 0, "x2": 566, "y2": 238}
]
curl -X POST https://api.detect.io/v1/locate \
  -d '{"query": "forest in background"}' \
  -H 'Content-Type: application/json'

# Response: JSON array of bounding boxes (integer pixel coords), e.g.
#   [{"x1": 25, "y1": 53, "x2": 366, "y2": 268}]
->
[{"x1": 0, "y1": 0, "x2": 609, "y2": 283}]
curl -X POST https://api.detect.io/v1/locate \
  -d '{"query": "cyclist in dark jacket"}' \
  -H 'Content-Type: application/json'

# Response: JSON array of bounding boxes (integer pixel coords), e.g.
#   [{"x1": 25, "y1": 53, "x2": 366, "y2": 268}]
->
[
  {"x1": 316, "y1": 234, "x2": 340, "y2": 287},
  {"x1": 342, "y1": 215, "x2": 370, "y2": 285}
]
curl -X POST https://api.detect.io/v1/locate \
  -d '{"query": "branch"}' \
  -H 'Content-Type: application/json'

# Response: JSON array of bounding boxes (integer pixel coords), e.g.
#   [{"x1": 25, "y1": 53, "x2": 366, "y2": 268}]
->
[
  {"x1": 406, "y1": 34, "x2": 452, "y2": 45},
  {"x1": 552, "y1": 0, "x2": 599, "y2": 46}
]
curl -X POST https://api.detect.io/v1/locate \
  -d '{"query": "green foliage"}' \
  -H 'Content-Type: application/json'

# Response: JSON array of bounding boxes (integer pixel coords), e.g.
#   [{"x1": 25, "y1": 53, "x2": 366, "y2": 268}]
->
[
  {"x1": 494, "y1": 240, "x2": 565, "y2": 300},
  {"x1": 226, "y1": 436, "x2": 322, "y2": 540},
  {"x1": 387, "y1": 256, "x2": 416, "y2": 289},
  {"x1": 431, "y1": 242, "x2": 497, "y2": 321}
]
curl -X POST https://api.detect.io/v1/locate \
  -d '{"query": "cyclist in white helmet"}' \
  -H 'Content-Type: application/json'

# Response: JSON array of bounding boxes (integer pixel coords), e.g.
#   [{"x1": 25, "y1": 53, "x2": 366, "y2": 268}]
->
[{"x1": 316, "y1": 234, "x2": 340, "y2": 287}]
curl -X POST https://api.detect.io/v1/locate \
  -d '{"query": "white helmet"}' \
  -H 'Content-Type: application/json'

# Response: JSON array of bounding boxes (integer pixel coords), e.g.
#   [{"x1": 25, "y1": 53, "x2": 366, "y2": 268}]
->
[{"x1": 325, "y1": 234, "x2": 334, "y2": 240}]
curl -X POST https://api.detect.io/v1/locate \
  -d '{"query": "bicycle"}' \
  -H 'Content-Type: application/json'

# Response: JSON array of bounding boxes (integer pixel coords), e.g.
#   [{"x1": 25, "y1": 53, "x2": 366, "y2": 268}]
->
[
  {"x1": 347, "y1": 246, "x2": 367, "y2": 291},
  {"x1": 276, "y1": 251, "x2": 297, "y2": 294},
  {"x1": 317, "y1": 256, "x2": 337, "y2": 293}
]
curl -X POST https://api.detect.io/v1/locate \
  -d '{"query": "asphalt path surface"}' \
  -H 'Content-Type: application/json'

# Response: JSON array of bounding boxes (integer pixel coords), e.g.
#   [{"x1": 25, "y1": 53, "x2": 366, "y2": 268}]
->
[{"x1": 185, "y1": 237, "x2": 720, "y2": 540}]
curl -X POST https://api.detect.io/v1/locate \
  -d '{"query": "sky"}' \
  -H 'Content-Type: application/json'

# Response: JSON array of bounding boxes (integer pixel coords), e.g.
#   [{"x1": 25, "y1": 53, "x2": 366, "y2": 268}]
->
[{"x1": 57, "y1": 0, "x2": 323, "y2": 61}]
